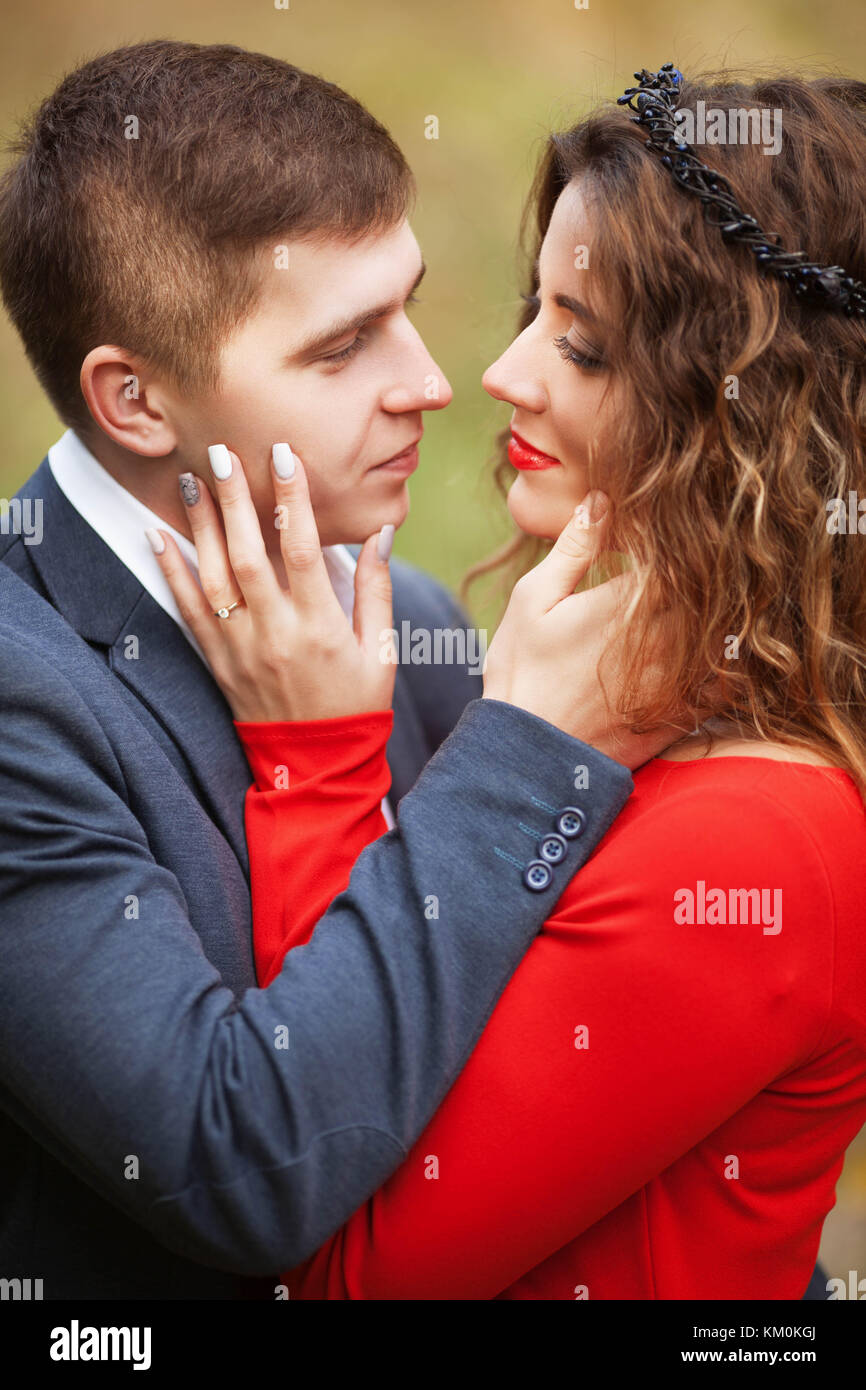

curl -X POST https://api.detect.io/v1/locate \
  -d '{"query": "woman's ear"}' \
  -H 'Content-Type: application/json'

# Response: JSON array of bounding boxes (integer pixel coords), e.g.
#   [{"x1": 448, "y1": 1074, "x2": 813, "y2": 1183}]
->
[{"x1": 79, "y1": 345, "x2": 179, "y2": 457}]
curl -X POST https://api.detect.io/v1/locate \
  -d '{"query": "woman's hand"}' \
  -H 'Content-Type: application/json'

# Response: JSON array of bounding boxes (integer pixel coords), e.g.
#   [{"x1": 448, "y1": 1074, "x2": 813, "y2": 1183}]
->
[
  {"x1": 147, "y1": 444, "x2": 397, "y2": 722},
  {"x1": 482, "y1": 491, "x2": 686, "y2": 769}
]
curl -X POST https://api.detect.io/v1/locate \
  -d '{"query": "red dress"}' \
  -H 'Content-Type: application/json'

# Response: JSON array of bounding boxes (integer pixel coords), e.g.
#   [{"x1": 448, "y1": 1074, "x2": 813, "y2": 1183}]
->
[{"x1": 234, "y1": 710, "x2": 866, "y2": 1299}]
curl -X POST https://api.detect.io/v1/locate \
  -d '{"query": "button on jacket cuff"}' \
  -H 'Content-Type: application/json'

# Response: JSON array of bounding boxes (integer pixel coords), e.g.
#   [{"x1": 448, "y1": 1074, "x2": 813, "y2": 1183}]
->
[{"x1": 414, "y1": 697, "x2": 634, "y2": 906}]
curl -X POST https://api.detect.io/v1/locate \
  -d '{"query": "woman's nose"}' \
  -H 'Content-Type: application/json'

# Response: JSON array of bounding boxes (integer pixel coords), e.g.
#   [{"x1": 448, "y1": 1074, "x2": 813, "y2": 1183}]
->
[{"x1": 482, "y1": 350, "x2": 546, "y2": 413}]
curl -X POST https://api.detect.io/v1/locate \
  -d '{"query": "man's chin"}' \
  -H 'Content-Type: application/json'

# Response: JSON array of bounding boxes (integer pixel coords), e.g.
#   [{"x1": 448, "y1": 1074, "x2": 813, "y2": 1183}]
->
[
  {"x1": 317, "y1": 493, "x2": 410, "y2": 548},
  {"x1": 260, "y1": 483, "x2": 410, "y2": 552}
]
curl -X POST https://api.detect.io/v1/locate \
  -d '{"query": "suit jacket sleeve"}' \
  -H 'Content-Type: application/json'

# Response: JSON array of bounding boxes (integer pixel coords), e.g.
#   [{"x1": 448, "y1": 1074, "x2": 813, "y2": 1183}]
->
[{"x1": 0, "y1": 626, "x2": 633, "y2": 1276}]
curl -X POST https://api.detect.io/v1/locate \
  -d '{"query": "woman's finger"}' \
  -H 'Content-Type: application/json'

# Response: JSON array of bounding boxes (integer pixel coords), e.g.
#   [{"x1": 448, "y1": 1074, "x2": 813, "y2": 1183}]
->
[
  {"x1": 205, "y1": 445, "x2": 283, "y2": 613},
  {"x1": 527, "y1": 489, "x2": 611, "y2": 611},
  {"x1": 270, "y1": 444, "x2": 345, "y2": 616},
  {"x1": 353, "y1": 524, "x2": 395, "y2": 655},
  {"x1": 177, "y1": 470, "x2": 244, "y2": 614},
  {"x1": 145, "y1": 529, "x2": 225, "y2": 670}
]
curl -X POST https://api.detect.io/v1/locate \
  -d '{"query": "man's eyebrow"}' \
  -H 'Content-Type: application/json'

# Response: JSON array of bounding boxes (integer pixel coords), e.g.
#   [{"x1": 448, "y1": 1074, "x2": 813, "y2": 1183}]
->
[
  {"x1": 293, "y1": 260, "x2": 427, "y2": 357},
  {"x1": 532, "y1": 253, "x2": 599, "y2": 324}
]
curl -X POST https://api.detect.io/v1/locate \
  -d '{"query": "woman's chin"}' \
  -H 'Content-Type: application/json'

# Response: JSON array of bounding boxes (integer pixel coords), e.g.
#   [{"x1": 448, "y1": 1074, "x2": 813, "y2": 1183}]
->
[{"x1": 507, "y1": 477, "x2": 576, "y2": 540}]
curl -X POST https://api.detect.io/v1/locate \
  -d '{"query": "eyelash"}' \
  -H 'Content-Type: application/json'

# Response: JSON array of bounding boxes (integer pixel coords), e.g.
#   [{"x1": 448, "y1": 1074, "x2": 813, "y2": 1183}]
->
[
  {"x1": 321, "y1": 293, "x2": 423, "y2": 366},
  {"x1": 553, "y1": 335, "x2": 605, "y2": 372},
  {"x1": 522, "y1": 292, "x2": 605, "y2": 371},
  {"x1": 322, "y1": 337, "x2": 367, "y2": 365}
]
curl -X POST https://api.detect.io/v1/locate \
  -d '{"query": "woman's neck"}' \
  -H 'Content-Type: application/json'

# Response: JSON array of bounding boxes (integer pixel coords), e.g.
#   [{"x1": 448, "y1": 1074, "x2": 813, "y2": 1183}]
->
[{"x1": 658, "y1": 718, "x2": 839, "y2": 767}]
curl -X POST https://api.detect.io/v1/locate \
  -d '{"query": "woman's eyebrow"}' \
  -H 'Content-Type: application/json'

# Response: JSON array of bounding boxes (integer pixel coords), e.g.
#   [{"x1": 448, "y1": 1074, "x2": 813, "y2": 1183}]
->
[
  {"x1": 553, "y1": 292, "x2": 598, "y2": 324},
  {"x1": 294, "y1": 261, "x2": 427, "y2": 357}
]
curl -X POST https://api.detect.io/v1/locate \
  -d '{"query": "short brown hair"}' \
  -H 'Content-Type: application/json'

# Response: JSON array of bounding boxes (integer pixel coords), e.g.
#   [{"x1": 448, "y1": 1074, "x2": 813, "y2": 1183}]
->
[{"x1": 0, "y1": 39, "x2": 414, "y2": 430}]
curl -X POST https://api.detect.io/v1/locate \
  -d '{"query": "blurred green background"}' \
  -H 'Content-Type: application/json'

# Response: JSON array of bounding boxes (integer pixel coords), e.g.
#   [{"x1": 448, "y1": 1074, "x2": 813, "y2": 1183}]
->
[{"x1": 1, "y1": 0, "x2": 864, "y2": 1289}]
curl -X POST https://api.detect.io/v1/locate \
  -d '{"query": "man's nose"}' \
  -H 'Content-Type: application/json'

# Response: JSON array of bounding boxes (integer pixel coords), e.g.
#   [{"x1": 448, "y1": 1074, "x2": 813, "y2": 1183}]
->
[{"x1": 382, "y1": 332, "x2": 453, "y2": 412}]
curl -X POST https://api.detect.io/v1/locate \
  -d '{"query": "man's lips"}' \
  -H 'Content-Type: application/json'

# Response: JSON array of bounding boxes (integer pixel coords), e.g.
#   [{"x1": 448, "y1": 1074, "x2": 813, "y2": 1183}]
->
[
  {"x1": 507, "y1": 428, "x2": 562, "y2": 471},
  {"x1": 370, "y1": 434, "x2": 423, "y2": 474}
]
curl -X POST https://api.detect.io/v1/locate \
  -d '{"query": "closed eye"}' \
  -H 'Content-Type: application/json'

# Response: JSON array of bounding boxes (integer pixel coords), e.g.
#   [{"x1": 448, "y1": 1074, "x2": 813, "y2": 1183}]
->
[
  {"x1": 320, "y1": 292, "x2": 423, "y2": 366},
  {"x1": 321, "y1": 336, "x2": 368, "y2": 365},
  {"x1": 521, "y1": 292, "x2": 604, "y2": 370},
  {"x1": 554, "y1": 335, "x2": 605, "y2": 371}
]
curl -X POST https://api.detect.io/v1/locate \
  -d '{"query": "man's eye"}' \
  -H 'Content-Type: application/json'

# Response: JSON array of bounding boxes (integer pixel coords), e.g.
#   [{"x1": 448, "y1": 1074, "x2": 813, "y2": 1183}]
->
[
  {"x1": 321, "y1": 337, "x2": 368, "y2": 366},
  {"x1": 320, "y1": 294, "x2": 420, "y2": 366}
]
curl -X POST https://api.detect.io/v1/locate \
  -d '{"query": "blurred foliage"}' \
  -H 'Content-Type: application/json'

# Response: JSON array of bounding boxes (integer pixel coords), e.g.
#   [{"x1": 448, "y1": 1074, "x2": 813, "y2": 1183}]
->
[{"x1": 1, "y1": 0, "x2": 865, "y2": 1280}]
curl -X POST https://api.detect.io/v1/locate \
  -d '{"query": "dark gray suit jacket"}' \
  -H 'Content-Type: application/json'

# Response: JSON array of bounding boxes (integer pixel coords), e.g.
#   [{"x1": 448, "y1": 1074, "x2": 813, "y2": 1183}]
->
[{"x1": 0, "y1": 458, "x2": 633, "y2": 1299}]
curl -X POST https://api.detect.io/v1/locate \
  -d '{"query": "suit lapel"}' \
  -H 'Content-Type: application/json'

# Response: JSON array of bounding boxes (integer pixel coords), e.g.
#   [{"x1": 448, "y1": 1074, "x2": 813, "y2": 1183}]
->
[
  {"x1": 18, "y1": 460, "x2": 251, "y2": 871},
  {"x1": 106, "y1": 591, "x2": 252, "y2": 872},
  {"x1": 387, "y1": 666, "x2": 429, "y2": 806}
]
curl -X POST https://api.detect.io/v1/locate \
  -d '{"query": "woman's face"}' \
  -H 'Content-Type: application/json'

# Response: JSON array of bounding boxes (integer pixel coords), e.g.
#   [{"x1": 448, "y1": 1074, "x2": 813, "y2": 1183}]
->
[{"x1": 482, "y1": 178, "x2": 617, "y2": 539}]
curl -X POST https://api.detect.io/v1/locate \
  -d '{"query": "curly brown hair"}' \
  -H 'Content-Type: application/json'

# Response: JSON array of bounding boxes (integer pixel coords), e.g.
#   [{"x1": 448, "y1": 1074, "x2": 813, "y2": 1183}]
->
[{"x1": 464, "y1": 68, "x2": 866, "y2": 794}]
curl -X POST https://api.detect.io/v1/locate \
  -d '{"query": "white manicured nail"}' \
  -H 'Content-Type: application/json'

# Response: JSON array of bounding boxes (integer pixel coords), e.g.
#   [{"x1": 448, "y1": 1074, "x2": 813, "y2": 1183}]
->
[
  {"x1": 272, "y1": 442, "x2": 296, "y2": 479},
  {"x1": 145, "y1": 528, "x2": 165, "y2": 555},
  {"x1": 208, "y1": 444, "x2": 232, "y2": 480},
  {"x1": 377, "y1": 523, "x2": 395, "y2": 563}
]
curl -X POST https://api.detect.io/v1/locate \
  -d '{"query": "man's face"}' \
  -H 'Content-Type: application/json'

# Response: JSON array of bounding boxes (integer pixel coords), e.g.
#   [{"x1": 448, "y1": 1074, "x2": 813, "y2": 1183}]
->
[{"x1": 174, "y1": 220, "x2": 452, "y2": 549}]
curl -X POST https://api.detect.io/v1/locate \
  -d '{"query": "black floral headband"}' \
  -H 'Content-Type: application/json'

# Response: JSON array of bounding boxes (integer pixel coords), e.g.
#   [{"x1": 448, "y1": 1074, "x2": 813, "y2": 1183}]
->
[{"x1": 616, "y1": 63, "x2": 866, "y2": 318}]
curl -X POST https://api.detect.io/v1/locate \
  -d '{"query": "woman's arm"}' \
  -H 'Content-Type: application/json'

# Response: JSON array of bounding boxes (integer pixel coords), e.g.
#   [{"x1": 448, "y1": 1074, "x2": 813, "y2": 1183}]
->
[
  {"x1": 235, "y1": 709, "x2": 393, "y2": 986},
  {"x1": 283, "y1": 776, "x2": 835, "y2": 1298}
]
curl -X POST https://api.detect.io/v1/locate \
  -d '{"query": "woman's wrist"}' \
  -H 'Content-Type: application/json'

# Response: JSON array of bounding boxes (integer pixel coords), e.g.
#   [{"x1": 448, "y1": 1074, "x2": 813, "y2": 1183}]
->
[
  {"x1": 234, "y1": 707, "x2": 393, "y2": 736},
  {"x1": 234, "y1": 708, "x2": 394, "y2": 792}
]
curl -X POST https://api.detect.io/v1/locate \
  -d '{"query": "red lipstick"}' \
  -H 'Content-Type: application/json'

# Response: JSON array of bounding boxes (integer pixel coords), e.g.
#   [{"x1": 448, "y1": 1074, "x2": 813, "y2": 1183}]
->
[{"x1": 507, "y1": 428, "x2": 562, "y2": 471}]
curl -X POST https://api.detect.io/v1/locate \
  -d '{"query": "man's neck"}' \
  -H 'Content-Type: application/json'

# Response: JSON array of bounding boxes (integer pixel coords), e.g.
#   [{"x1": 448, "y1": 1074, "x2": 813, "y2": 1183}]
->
[{"x1": 77, "y1": 430, "x2": 195, "y2": 541}]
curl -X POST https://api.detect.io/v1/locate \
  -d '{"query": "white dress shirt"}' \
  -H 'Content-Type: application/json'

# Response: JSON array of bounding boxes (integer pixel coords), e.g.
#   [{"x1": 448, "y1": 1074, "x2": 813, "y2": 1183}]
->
[{"x1": 48, "y1": 429, "x2": 395, "y2": 828}]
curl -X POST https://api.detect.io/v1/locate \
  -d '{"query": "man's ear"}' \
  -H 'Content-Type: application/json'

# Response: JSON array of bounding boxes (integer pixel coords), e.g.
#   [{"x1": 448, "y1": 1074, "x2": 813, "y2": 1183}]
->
[{"x1": 79, "y1": 346, "x2": 180, "y2": 457}]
